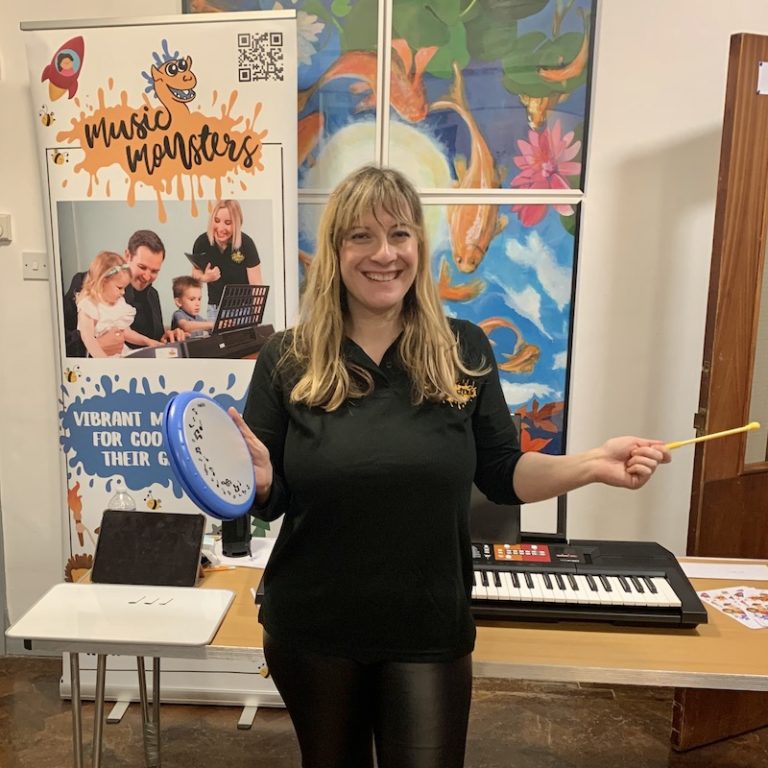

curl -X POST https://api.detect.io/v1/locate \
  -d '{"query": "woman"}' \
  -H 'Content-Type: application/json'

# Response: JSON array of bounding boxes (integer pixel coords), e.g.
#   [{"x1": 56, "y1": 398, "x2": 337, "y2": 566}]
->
[
  {"x1": 229, "y1": 165, "x2": 670, "y2": 768},
  {"x1": 190, "y1": 199, "x2": 263, "y2": 320}
]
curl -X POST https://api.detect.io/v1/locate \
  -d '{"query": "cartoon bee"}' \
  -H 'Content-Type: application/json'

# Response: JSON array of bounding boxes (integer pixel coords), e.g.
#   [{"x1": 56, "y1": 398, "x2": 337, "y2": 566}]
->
[
  {"x1": 52, "y1": 150, "x2": 68, "y2": 165},
  {"x1": 39, "y1": 107, "x2": 55, "y2": 126},
  {"x1": 145, "y1": 491, "x2": 162, "y2": 510},
  {"x1": 64, "y1": 366, "x2": 80, "y2": 382}
]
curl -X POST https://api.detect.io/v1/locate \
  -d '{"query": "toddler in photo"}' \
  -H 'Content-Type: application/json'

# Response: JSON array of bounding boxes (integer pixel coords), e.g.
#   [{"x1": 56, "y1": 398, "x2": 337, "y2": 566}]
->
[
  {"x1": 76, "y1": 251, "x2": 161, "y2": 357},
  {"x1": 171, "y1": 275, "x2": 214, "y2": 337}
]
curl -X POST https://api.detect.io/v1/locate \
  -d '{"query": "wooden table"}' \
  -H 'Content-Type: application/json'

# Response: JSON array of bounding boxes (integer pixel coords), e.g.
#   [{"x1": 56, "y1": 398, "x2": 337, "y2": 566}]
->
[{"x1": 202, "y1": 566, "x2": 768, "y2": 691}]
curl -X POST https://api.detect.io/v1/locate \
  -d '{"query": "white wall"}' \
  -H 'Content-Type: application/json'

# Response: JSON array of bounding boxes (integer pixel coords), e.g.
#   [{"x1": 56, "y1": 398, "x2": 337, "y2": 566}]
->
[
  {"x1": 2, "y1": 0, "x2": 768, "y2": 623},
  {"x1": 565, "y1": 1, "x2": 768, "y2": 546}
]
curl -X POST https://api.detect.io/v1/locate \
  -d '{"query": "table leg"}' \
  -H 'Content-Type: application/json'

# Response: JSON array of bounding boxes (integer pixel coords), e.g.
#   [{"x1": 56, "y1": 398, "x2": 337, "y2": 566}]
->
[
  {"x1": 139, "y1": 657, "x2": 161, "y2": 768},
  {"x1": 69, "y1": 652, "x2": 83, "y2": 768},
  {"x1": 92, "y1": 654, "x2": 107, "y2": 768},
  {"x1": 137, "y1": 657, "x2": 149, "y2": 723},
  {"x1": 153, "y1": 658, "x2": 161, "y2": 766}
]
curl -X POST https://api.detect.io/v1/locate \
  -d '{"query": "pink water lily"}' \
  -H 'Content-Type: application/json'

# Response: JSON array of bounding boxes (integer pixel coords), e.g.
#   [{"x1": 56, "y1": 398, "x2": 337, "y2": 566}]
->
[{"x1": 510, "y1": 121, "x2": 581, "y2": 227}]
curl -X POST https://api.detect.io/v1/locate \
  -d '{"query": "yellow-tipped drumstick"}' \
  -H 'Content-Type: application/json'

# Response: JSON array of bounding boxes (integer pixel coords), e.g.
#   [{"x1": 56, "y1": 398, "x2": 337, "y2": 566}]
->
[{"x1": 665, "y1": 421, "x2": 761, "y2": 450}]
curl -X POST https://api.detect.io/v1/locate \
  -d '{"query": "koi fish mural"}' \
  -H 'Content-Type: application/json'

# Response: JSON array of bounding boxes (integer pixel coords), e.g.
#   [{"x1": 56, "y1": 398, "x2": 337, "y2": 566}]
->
[
  {"x1": 298, "y1": 39, "x2": 437, "y2": 123},
  {"x1": 437, "y1": 258, "x2": 484, "y2": 302},
  {"x1": 479, "y1": 317, "x2": 540, "y2": 374},
  {"x1": 520, "y1": 8, "x2": 590, "y2": 129},
  {"x1": 40, "y1": 36, "x2": 84, "y2": 101},
  {"x1": 431, "y1": 62, "x2": 508, "y2": 273},
  {"x1": 298, "y1": 111, "x2": 324, "y2": 166},
  {"x1": 538, "y1": 9, "x2": 590, "y2": 86},
  {"x1": 519, "y1": 93, "x2": 568, "y2": 131},
  {"x1": 298, "y1": 249, "x2": 313, "y2": 272}
]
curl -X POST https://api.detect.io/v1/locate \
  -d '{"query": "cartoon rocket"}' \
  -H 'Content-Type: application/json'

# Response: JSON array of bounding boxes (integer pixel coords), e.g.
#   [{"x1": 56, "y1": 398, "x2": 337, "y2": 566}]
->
[{"x1": 41, "y1": 36, "x2": 84, "y2": 101}]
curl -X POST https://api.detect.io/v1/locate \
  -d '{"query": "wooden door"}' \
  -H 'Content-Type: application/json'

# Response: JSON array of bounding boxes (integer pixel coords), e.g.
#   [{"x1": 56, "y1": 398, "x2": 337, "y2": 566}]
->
[{"x1": 673, "y1": 33, "x2": 768, "y2": 751}]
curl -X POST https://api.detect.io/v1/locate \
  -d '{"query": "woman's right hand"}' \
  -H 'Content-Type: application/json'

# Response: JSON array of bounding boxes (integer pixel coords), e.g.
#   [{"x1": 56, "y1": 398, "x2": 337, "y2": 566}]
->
[
  {"x1": 228, "y1": 408, "x2": 274, "y2": 504},
  {"x1": 202, "y1": 262, "x2": 221, "y2": 283}
]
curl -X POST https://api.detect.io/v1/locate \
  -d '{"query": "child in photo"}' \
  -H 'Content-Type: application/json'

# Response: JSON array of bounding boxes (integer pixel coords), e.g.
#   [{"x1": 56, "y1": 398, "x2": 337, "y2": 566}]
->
[
  {"x1": 76, "y1": 251, "x2": 161, "y2": 358},
  {"x1": 171, "y1": 275, "x2": 214, "y2": 337}
]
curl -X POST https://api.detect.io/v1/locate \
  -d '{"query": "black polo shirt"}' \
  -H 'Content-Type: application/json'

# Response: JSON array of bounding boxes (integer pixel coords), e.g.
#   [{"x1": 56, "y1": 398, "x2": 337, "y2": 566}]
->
[{"x1": 243, "y1": 318, "x2": 522, "y2": 663}]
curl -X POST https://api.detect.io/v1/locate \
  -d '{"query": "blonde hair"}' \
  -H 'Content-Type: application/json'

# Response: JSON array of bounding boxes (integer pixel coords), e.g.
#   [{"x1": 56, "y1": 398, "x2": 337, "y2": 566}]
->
[
  {"x1": 78, "y1": 251, "x2": 130, "y2": 304},
  {"x1": 207, "y1": 200, "x2": 243, "y2": 250},
  {"x1": 286, "y1": 165, "x2": 486, "y2": 411}
]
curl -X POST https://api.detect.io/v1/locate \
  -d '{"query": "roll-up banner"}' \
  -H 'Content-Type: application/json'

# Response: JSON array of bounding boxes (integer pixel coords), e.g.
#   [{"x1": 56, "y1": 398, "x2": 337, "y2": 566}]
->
[{"x1": 23, "y1": 11, "x2": 298, "y2": 580}]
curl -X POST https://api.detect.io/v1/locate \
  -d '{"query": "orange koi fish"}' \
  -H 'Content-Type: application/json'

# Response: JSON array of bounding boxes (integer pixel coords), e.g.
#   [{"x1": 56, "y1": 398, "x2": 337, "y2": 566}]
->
[
  {"x1": 478, "y1": 317, "x2": 540, "y2": 374},
  {"x1": 67, "y1": 481, "x2": 84, "y2": 546},
  {"x1": 478, "y1": 317, "x2": 515, "y2": 341},
  {"x1": 431, "y1": 63, "x2": 508, "y2": 273},
  {"x1": 538, "y1": 9, "x2": 590, "y2": 85},
  {"x1": 298, "y1": 111, "x2": 323, "y2": 167},
  {"x1": 298, "y1": 39, "x2": 437, "y2": 123},
  {"x1": 187, "y1": 0, "x2": 224, "y2": 11},
  {"x1": 437, "y1": 258, "x2": 484, "y2": 302},
  {"x1": 298, "y1": 249, "x2": 313, "y2": 272},
  {"x1": 499, "y1": 343, "x2": 540, "y2": 374},
  {"x1": 519, "y1": 92, "x2": 568, "y2": 130}
]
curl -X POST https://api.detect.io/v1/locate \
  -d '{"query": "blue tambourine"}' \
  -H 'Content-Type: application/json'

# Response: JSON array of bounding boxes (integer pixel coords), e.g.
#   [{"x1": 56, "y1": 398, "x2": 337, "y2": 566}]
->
[{"x1": 163, "y1": 391, "x2": 255, "y2": 520}]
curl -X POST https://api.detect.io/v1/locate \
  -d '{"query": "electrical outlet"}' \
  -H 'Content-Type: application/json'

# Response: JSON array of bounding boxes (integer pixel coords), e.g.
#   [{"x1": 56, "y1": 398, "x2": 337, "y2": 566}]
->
[{"x1": 23, "y1": 252, "x2": 50, "y2": 281}]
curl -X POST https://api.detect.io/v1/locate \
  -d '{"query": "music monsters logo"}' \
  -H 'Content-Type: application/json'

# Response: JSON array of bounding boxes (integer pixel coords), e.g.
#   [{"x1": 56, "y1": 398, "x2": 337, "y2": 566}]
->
[{"x1": 56, "y1": 38, "x2": 268, "y2": 221}]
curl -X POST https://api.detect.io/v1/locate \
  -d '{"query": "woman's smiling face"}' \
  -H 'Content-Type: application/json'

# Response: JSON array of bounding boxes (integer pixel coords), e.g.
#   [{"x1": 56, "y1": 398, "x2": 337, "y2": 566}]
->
[
  {"x1": 339, "y1": 207, "x2": 419, "y2": 319},
  {"x1": 213, "y1": 208, "x2": 234, "y2": 248}
]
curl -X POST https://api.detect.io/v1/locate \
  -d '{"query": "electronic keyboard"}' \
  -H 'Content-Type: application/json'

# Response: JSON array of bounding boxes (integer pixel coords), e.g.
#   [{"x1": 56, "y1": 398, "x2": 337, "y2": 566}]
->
[
  {"x1": 127, "y1": 324, "x2": 274, "y2": 360},
  {"x1": 471, "y1": 539, "x2": 708, "y2": 628}
]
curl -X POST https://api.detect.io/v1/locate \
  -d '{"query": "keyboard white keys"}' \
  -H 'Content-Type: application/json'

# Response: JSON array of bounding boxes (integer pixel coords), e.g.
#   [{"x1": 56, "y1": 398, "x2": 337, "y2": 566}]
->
[
  {"x1": 637, "y1": 576, "x2": 666, "y2": 608},
  {"x1": 539, "y1": 573, "x2": 557, "y2": 603},
  {"x1": 515, "y1": 572, "x2": 533, "y2": 601},
  {"x1": 572, "y1": 574, "x2": 596, "y2": 604},
  {"x1": 585, "y1": 574, "x2": 606, "y2": 605},
  {"x1": 591, "y1": 576, "x2": 614, "y2": 605},
  {"x1": 472, "y1": 571, "x2": 486, "y2": 600},
  {"x1": 604, "y1": 576, "x2": 627, "y2": 605},
  {"x1": 472, "y1": 569, "x2": 682, "y2": 612},
  {"x1": 497, "y1": 571, "x2": 513, "y2": 600},
  {"x1": 652, "y1": 576, "x2": 682, "y2": 608},
  {"x1": 484, "y1": 571, "x2": 500, "y2": 600},
  {"x1": 528, "y1": 573, "x2": 546, "y2": 602},
  {"x1": 550, "y1": 573, "x2": 571, "y2": 603}
]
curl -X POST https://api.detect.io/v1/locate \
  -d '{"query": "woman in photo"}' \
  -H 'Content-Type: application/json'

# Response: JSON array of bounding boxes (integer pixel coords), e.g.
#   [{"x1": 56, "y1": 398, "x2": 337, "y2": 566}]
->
[{"x1": 189, "y1": 199, "x2": 263, "y2": 321}]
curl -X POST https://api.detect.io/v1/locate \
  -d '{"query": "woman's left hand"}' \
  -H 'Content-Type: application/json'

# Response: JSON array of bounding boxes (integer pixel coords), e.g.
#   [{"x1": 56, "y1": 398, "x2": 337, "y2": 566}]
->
[{"x1": 592, "y1": 437, "x2": 671, "y2": 490}]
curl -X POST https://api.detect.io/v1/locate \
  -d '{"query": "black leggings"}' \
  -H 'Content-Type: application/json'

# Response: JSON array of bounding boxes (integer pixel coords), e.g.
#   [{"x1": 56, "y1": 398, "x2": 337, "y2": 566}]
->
[{"x1": 263, "y1": 632, "x2": 473, "y2": 768}]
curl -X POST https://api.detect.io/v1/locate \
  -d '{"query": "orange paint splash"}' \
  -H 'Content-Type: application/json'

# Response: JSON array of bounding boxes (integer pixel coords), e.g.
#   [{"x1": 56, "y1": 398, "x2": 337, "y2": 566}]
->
[{"x1": 56, "y1": 83, "x2": 268, "y2": 222}]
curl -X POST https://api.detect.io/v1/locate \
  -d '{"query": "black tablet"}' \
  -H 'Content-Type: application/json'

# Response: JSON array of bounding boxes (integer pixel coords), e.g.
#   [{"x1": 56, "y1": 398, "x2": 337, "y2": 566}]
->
[{"x1": 91, "y1": 509, "x2": 205, "y2": 587}]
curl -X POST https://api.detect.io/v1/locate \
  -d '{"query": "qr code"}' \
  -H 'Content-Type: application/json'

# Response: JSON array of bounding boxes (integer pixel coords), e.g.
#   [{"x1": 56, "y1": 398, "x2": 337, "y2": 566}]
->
[{"x1": 238, "y1": 31, "x2": 284, "y2": 82}]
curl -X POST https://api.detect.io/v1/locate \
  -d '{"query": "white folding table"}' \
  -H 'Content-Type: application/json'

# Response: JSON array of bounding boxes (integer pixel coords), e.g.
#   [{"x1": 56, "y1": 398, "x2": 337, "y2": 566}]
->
[{"x1": 6, "y1": 582, "x2": 234, "y2": 768}]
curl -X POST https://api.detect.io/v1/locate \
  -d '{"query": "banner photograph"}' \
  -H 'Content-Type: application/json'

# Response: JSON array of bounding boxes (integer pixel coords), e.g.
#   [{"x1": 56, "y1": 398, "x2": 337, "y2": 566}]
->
[{"x1": 23, "y1": 12, "x2": 298, "y2": 573}]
